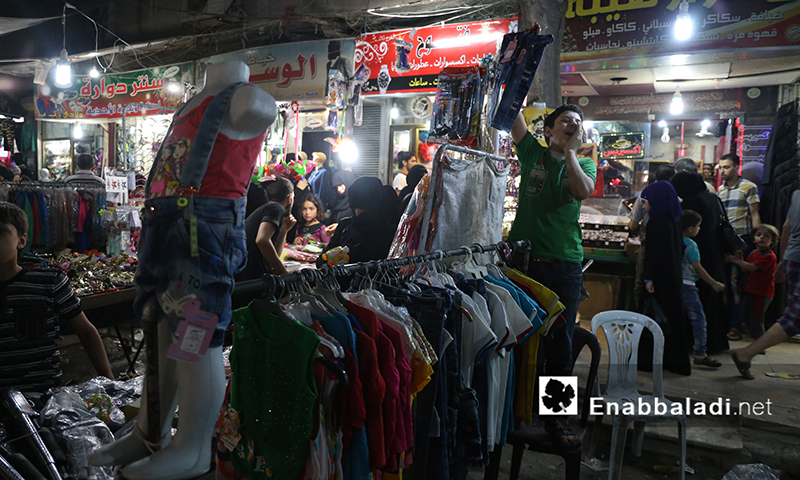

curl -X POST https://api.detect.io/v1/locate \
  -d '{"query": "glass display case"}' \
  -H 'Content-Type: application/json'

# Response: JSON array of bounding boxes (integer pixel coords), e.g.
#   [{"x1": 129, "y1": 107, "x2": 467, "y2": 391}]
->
[{"x1": 43, "y1": 139, "x2": 72, "y2": 181}]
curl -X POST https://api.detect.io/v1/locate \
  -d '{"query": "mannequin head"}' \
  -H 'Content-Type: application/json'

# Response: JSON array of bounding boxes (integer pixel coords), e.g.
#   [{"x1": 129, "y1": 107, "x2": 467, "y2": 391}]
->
[{"x1": 203, "y1": 61, "x2": 250, "y2": 90}]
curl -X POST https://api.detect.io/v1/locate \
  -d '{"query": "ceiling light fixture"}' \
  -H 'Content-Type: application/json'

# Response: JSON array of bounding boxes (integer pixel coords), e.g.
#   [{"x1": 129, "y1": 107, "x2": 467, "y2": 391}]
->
[
  {"x1": 391, "y1": 103, "x2": 399, "y2": 120},
  {"x1": 73, "y1": 124, "x2": 83, "y2": 139},
  {"x1": 670, "y1": 88, "x2": 684, "y2": 115},
  {"x1": 674, "y1": 0, "x2": 693, "y2": 41},
  {"x1": 658, "y1": 120, "x2": 668, "y2": 128},
  {"x1": 54, "y1": 6, "x2": 72, "y2": 87},
  {"x1": 89, "y1": 67, "x2": 100, "y2": 78}
]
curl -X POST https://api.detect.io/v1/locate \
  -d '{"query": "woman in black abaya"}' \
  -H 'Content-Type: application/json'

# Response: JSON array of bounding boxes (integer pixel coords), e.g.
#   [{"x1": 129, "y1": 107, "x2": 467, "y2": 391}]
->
[
  {"x1": 639, "y1": 181, "x2": 692, "y2": 376},
  {"x1": 671, "y1": 172, "x2": 729, "y2": 354}
]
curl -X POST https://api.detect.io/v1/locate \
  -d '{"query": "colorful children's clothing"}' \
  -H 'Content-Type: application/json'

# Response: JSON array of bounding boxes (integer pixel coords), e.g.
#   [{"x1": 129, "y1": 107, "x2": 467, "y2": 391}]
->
[{"x1": 742, "y1": 248, "x2": 777, "y2": 339}]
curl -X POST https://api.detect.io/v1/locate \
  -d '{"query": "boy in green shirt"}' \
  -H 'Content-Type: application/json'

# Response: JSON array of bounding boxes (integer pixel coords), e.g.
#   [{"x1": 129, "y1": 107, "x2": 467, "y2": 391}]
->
[{"x1": 508, "y1": 105, "x2": 596, "y2": 447}]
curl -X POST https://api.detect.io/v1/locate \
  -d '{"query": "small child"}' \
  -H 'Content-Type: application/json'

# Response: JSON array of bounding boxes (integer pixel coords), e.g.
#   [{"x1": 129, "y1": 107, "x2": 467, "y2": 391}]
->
[
  {"x1": 293, "y1": 195, "x2": 330, "y2": 245},
  {"x1": 726, "y1": 224, "x2": 779, "y2": 339},
  {"x1": 679, "y1": 210, "x2": 726, "y2": 367}
]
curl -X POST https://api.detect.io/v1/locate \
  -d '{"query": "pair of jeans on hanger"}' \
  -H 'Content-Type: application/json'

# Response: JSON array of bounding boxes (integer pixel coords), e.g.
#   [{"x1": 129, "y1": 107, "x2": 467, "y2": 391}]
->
[
  {"x1": 135, "y1": 83, "x2": 250, "y2": 347},
  {"x1": 489, "y1": 32, "x2": 554, "y2": 133}
]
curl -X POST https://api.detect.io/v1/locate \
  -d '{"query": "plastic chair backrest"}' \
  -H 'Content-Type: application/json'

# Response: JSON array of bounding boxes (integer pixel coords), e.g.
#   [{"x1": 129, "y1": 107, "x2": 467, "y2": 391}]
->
[{"x1": 591, "y1": 310, "x2": 665, "y2": 398}]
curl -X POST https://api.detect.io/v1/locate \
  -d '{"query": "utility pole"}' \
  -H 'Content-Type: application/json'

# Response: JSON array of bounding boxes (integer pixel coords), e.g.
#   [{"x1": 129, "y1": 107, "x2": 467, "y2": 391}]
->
[{"x1": 519, "y1": 0, "x2": 568, "y2": 108}]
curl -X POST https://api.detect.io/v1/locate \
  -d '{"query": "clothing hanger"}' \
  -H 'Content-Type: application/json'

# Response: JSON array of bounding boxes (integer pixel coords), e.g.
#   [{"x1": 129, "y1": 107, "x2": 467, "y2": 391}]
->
[
  {"x1": 315, "y1": 352, "x2": 349, "y2": 389},
  {"x1": 251, "y1": 280, "x2": 296, "y2": 325},
  {"x1": 313, "y1": 275, "x2": 348, "y2": 313},
  {"x1": 470, "y1": 244, "x2": 490, "y2": 277}
]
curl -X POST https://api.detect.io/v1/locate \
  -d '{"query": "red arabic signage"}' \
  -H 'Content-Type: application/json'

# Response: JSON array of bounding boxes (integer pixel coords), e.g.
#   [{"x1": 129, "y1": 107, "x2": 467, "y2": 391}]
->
[
  {"x1": 35, "y1": 63, "x2": 194, "y2": 120},
  {"x1": 563, "y1": 0, "x2": 800, "y2": 59},
  {"x1": 355, "y1": 19, "x2": 515, "y2": 94}
]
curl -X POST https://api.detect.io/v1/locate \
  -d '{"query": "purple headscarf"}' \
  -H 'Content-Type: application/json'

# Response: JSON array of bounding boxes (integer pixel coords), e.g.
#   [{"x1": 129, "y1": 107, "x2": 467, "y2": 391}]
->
[{"x1": 641, "y1": 180, "x2": 683, "y2": 220}]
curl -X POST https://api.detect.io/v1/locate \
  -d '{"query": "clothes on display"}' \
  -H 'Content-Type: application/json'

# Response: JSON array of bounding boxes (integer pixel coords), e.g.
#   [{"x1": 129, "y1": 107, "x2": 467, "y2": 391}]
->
[
  {"x1": 214, "y1": 242, "x2": 569, "y2": 480},
  {"x1": 761, "y1": 100, "x2": 799, "y2": 227},
  {"x1": 488, "y1": 31, "x2": 554, "y2": 133},
  {"x1": 0, "y1": 182, "x2": 107, "y2": 253},
  {"x1": 428, "y1": 67, "x2": 486, "y2": 147}
]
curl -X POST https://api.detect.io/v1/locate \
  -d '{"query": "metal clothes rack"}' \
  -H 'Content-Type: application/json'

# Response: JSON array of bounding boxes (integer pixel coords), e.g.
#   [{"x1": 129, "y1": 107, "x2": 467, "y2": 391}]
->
[
  {"x1": 121, "y1": 102, "x2": 176, "y2": 172},
  {"x1": 143, "y1": 239, "x2": 529, "y2": 447},
  {"x1": 0, "y1": 180, "x2": 106, "y2": 189},
  {"x1": 418, "y1": 144, "x2": 511, "y2": 254}
]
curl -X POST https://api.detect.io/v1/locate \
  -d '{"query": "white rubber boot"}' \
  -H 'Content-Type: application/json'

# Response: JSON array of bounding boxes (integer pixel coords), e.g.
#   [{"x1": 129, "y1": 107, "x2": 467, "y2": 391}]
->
[
  {"x1": 89, "y1": 313, "x2": 179, "y2": 467},
  {"x1": 120, "y1": 345, "x2": 226, "y2": 480}
]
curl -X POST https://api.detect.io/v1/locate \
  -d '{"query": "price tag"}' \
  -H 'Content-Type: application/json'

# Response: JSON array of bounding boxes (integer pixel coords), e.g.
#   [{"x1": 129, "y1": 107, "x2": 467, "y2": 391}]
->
[
  {"x1": 167, "y1": 299, "x2": 217, "y2": 363},
  {"x1": 106, "y1": 175, "x2": 128, "y2": 193}
]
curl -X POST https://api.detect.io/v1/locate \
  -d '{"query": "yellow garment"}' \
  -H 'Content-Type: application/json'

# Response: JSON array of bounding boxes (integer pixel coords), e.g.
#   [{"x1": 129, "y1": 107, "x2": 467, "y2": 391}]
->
[
  {"x1": 502, "y1": 268, "x2": 565, "y2": 323},
  {"x1": 514, "y1": 332, "x2": 541, "y2": 424},
  {"x1": 409, "y1": 350, "x2": 434, "y2": 396},
  {"x1": 522, "y1": 106, "x2": 554, "y2": 147}
]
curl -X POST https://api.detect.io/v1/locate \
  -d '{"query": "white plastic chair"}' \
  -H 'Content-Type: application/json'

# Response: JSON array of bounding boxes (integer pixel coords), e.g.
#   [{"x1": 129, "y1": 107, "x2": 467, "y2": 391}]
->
[{"x1": 591, "y1": 311, "x2": 686, "y2": 480}]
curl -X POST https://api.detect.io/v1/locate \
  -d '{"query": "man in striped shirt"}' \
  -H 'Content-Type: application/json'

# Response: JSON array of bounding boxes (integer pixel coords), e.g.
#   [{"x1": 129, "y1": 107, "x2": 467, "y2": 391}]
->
[
  {"x1": 718, "y1": 153, "x2": 761, "y2": 340},
  {"x1": 0, "y1": 202, "x2": 112, "y2": 391}
]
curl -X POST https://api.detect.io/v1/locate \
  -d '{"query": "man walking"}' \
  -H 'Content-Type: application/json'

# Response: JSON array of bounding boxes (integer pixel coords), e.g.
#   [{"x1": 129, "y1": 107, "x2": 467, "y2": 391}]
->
[{"x1": 718, "y1": 153, "x2": 760, "y2": 340}]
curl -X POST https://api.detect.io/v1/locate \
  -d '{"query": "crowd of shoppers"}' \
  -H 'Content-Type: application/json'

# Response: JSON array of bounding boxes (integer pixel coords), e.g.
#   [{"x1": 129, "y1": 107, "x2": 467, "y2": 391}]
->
[{"x1": 626, "y1": 151, "x2": 798, "y2": 381}]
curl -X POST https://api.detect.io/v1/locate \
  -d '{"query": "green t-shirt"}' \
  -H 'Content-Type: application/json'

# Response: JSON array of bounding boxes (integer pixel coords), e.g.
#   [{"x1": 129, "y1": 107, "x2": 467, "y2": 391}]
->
[{"x1": 507, "y1": 132, "x2": 597, "y2": 263}]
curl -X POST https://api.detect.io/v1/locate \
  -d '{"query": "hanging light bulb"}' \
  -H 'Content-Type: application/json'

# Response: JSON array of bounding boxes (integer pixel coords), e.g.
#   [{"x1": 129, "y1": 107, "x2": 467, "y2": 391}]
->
[
  {"x1": 391, "y1": 103, "x2": 399, "y2": 119},
  {"x1": 73, "y1": 124, "x2": 83, "y2": 139},
  {"x1": 55, "y1": 49, "x2": 72, "y2": 87},
  {"x1": 661, "y1": 128, "x2": 671, "y2": 143},
  {"x1": 658, "y1": 120, "x2": 668, "y2": 128},
  {"x1": 674, "y1": 0, "x2": 693, "y2": 41},
  {"x1": 338, "y1": 138, "x2": 358, "y2": 162},
  {"x1": 670, "y1": 89, "x2": 684, "y2": 115},
  {"x1": 701, "y1": 119, "x2": 711, "y2": 129},
  {"x1": 168, "y1": 79, "x2": 181, "y2": 93},
  {"x1": 89, "y1": 67, "x2": 100, "y2": 78}
]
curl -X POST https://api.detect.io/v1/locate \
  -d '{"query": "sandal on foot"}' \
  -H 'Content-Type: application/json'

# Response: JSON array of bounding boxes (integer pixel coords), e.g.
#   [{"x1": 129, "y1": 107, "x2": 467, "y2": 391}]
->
[
  {"x1": 727, "y1": 330, "x2": 743, "y2": 341},
  {"x1": 545, "y1": 421, "x2": 581, "y2": 449},
  {"x1": 731, "y1": 350, "x2": 755, "y2": 380},
  {"x1": 694, "y1": 356, "x2": 722, "y2": 367}
]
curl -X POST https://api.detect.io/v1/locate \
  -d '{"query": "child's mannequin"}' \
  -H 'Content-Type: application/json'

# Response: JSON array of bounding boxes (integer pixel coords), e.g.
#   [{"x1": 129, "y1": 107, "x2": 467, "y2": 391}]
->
[{"x1": 90, "y1": 61, "x2": 276, "y2": 480}]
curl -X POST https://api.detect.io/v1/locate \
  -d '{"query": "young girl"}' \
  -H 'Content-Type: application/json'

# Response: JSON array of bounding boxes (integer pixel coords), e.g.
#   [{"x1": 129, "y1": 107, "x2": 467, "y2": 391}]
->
[
  {"x1": 726, "y1": 224, "x2": 780, "y2": 339},
  {"x1": 293, "y1": 195, "x2": 331, "y2": 244}
]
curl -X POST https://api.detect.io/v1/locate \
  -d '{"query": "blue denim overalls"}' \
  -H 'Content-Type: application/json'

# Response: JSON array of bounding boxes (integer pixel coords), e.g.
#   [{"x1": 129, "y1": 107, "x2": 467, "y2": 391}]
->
[{"x1": 134, "y1": 82, "x2": 251, "y2": 347}]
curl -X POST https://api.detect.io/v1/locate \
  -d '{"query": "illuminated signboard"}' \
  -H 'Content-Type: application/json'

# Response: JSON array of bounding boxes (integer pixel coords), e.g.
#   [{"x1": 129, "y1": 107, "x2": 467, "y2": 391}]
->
[{"x1": 600, "y1": 132, "x2": 645, "y2": 160}]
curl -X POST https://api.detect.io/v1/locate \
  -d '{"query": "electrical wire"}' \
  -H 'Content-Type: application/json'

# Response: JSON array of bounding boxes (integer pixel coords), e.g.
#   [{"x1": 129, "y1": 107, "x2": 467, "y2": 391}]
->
[{"x1": 63, "y1": 1, "x2": 161, "y2": 70}]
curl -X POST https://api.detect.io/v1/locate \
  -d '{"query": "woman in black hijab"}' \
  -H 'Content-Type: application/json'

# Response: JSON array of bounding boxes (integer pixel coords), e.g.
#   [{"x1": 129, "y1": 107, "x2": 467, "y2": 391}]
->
[
  {"x1": 639, "y1": 181, "x2": 691, "y2": 376},
  {"x1": 329, "y1": 169, "x2": 356, "y2": 223},
  {"x1": 672, "y1": 171, "x2": 729, "y2": 354},
  {"x1": 398, "y1": 165, "x2": 428, "y2": 212},
  {"x1": 320, "y1": 177, "x2": 399, "y2": 265}
]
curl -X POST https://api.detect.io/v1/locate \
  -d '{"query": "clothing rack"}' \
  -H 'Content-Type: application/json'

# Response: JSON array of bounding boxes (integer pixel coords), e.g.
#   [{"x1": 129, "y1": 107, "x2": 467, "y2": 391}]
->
[
  {"x1": 418, "y1": 144, "x2": 511, "y2": 254},
  {"x1": 232, "y1": 239, "x2": 530, "y2": 298},
  {"x1": 0, "y1": 181, "x2": 105, "y2": 189},
  {"x1": 142, "y1": 239, "x2": 530, "y2": 448}
]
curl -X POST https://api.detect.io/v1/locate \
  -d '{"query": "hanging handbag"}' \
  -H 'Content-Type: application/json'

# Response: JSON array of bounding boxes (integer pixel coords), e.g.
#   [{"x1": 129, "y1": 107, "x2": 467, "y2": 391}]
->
[
  {"x1": 643, "y1": 294, "x2": 671, "y2": 336},
  {"x1": 714, "y1": 195, "x2": 747, "y2": 254}
]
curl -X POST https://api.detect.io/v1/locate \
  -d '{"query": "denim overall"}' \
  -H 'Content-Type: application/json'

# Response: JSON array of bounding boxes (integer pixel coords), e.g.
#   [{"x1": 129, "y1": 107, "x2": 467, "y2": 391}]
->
[
  {"x1": 489, "y1": 32, "x2": 554, "y2": 133},
  {"x1": 134, "y1": 83, "x2": 250, "y2": 347}
]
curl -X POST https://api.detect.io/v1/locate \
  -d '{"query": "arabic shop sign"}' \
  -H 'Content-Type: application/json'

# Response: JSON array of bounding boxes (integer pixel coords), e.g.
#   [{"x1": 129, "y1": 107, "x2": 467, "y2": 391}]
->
[
  {"x1": 356, "y1": 19, "x2": 516, "y2": 94},
  {"x1": 35, "y1": 62, "x2": 194, "y2": 120},
  {"x1": 563, "y1": 0, "x2": 800, "y2": 59},
  {"x1": 600, "y1": 132, "x2": 645, "y2": 159},
  {"x1": 208, "y1": 39, "x2": 356, "y2": 102}
]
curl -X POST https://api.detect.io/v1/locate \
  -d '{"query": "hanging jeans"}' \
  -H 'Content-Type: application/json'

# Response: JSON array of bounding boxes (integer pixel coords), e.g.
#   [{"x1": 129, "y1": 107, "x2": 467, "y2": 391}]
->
[
  {"x1": 382, "y1": 285, "x2": 451, "y2": 480},
  {"x1": 135, "y1": 82, "x2": 250, "y2": 347},
  {"x1": 489, "y1": 32, "x2": 554, "y2": 133}
]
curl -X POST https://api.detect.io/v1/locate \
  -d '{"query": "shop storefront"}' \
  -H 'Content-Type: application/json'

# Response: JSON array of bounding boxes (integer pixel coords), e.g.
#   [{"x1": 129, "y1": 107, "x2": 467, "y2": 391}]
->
[
  {"x1": 355, "y1": 18, "x2": 516, "y2": 182},
  {"x1": 207, "y1": 39, "x2": 357, "y2": 177},
  {"x1": 34, "y1": 62, "x2": 195, "y2": 182}
]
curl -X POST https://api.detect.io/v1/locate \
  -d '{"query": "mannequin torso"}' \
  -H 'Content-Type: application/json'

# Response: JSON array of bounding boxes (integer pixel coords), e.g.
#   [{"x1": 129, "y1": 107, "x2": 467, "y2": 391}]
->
[{"x1": 183, "y1": 61, "x2": 277, "y2": 141}]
